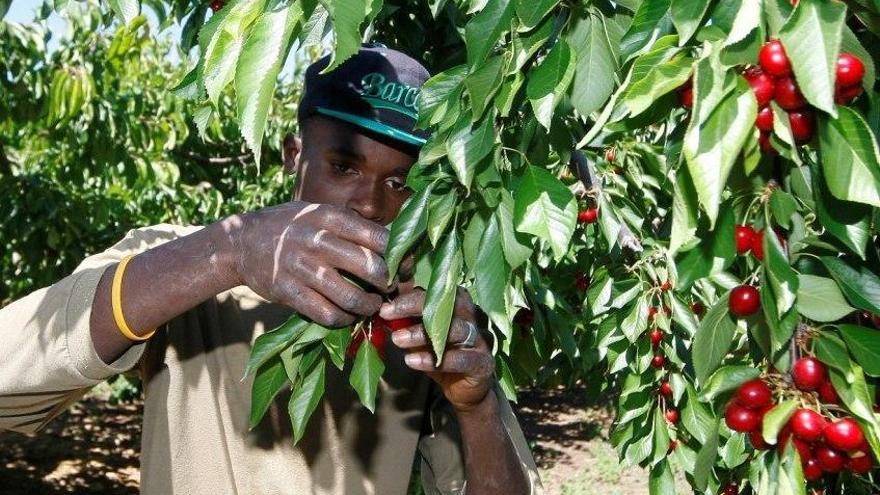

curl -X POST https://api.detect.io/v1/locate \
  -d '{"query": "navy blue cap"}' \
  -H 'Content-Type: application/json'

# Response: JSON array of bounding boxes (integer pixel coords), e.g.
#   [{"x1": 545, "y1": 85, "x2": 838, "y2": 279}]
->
[{"x1": 298, "y1": 44, "x2": 431, "y2": 147}]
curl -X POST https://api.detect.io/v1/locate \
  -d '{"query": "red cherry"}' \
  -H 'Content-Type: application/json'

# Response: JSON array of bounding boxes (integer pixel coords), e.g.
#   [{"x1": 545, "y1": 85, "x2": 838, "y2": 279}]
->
[
  {"x1": 661, "y1": 280, "x2": 672, "y2": 291},
  {"x1": 816, "y1": 446, "x2": 846, "y2": 473},
  {"x1": 790, "y1": 408, "x2": 826, "y2": 442},
  {"x1": 651, "y1": 355, "x2": 666, "y2": 369},
  {"x1": 788, "y1": 110, "x2": 814, "y2": 144},
  {"x1": 665, "y1": 409, "x2": 680, "y2": 424},
  {"x1": 725, "y1": 402, "x2": 761, "y2": 432},
  {"x1": 575, "y1": 271, "x2": 590, "y2": 292},
  {"x1": 210, "y1": 0, "x2": 224, "y2": 11},
  {"x1": 872, "y1": 314, "x2": 880, "y2": 328},
  {"x1": 721, "y1": 484, "x2": 738, "y2": 495},
  {"x1": 669, "y1": 439, "x2": 678, "y2": 451},
  {"x1": 774, "y1": 77, "x2": 807, "y2": 110},
  {"x1": 836, "y1": 53, "x2": 865, "y2": 89},
  {"x1": 792, "y1": 357, "x2": 827, "y2": 392},
  {"x1": 648, "y1": 307, "x2": 658, "y2": 320},
  {"x1": 605, "y1": 148, "x2": 616, "y2": 163},
  {"x1": 736, "y1": 379, "x2": 773, "y2": 409},
  {"x1": 347, "y1": 331, "x2": 365, "y2": 358},
  {"x1": 755, "y1": 106, "x2": 774, "y2": 132},
  {"x1": 728, "y1": 285, "x2": 761, "y2": 318},
  {"x1": 847, "y1": 453, "x2": 873, "y2": 474},
  {"x1": 759, "y1": 40, "x2": 792, "y2": 77},
  {"x1": 650, "y1": 329, "x2": 663, "y2": 347},
  {"x1": 680, "y1": 86, "x2": 693, "y2": 109},
  {"x1": 735, "y1": 225, "x2": 755, "y2": 255},
  {"x1": 752, "y1": 229, "x2": 766, "y2": 260},
  {"x1": 690, "y1": 302, "x2": 705, "y2": 316},
  {"x1": 824, "y1": 418, "x2": 865, "y2": 452},
  {"x1": 818, "y1": 380, "x2": 839, "y2": 405},
  {"x1": 778, "y1": 427, "x2": 814, "y2": 460},
  {"x1": 577, "y1": 208, "x2": 599, "y2": 224},
  {"x1": 804, "y1": 457, "x2": 823, "y2": 481},
  {"x1": 659, "y1": 381, "x2": 674, "y2": 397},
  {"x1": 758, "y1": 132, "x2": 775, "y2": 155},
  {"x1": 835, "y1": 84, "x2": 863, "y2": 105},
  {"x1": 744, "y1": 67, "x2": 776, "y2": 106},
  {"x1": 749, "y1": 430, "x2": 770, "y2": 450}
]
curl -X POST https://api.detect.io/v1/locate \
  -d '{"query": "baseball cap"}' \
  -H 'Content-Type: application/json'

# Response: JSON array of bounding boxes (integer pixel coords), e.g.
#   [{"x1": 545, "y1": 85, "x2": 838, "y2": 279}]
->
[{"x1": 297, "y1": 44, "x2": 432, "y2": 147}]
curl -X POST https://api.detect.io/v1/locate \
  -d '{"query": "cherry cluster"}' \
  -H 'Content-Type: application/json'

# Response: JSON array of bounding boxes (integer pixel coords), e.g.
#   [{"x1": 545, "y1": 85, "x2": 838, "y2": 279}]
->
[
  {"x1": 725, "y1": 358, "x2": 874, "y2": 485},
  {"x1": 734, "y1": 224, "x2": 780, "y2": 261},
  {"x1": 748, "y1": 40, "x2": 865, "y2": 153},
  {"x1": 347, "y1": 314, "x2": 418, "y2": 359}
]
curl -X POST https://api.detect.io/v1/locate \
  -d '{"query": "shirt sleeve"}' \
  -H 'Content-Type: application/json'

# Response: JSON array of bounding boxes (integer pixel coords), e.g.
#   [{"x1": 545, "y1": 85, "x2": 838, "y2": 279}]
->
[
  {"x1": 0, "y1": 223, "x2": 200, "y2": 433},
  {"x1": 417, "y1": 384, "x2": 543, "y2": 495}
]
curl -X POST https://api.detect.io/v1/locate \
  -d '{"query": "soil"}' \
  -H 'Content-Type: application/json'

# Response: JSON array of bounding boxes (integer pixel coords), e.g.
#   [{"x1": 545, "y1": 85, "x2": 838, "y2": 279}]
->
[{"x1": 0, "y1": 385, "x2": 665, "y2": 495}]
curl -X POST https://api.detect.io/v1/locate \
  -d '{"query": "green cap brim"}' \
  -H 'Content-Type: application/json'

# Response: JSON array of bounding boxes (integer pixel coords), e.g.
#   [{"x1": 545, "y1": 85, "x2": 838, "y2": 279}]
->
[{"x1": 315, "y1": 107, "x2": 427, "y2": 147}]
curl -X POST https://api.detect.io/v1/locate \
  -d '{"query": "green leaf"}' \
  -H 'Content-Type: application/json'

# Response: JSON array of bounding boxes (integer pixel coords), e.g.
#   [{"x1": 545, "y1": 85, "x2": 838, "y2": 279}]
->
[
  {"x1": 648, "y1": 460, "x2": 676, "y2": 494},
  {"x1": 670, "y1": 164, "x2": 699, "y2": 254},
  {"x1": 243, "y1": 316, "x2": 311, "y2": 378},
  {"x1": 323, "y1": 329, "x2": 352, "y2": 371},
  {"x1": 107, "y1": 0, "x2": 139, "y2": 24},
  {"x1": 622, "y1": 56, "x2": 692, "y2": 118},
  {"x1": 621, "y1": 298, "x2": 649, "y2": 343},
  {"x1": 418, "y1": 65, "x2": 468, "y2": 128},
  {"x1": 201, "y1": 0, "x2": 267, "y2": 105},
  {"x1": 769, "y1": 190, "x2": 798, "y2": 229},
  {"x1": 762, "y1": 228, "x2": 798, "y2": 317},
  {"x1": 762, "y1": 399, "x2": 798, "y2": 445},
  {"x1": 675, "y1": 204, "x2": 736, "y2": 289},
  {"x1": 427, "y1": 193, "x2": 458, "y2": 246},
  {"x1": 248, "y1": 356, "x2": 289, "y2": 429},
  {"x1": 513, "y1": 165, "x2": 577, "y2": 260},
  {"x1": 472, "y1": 215, "x2": 513, "y2": 341},
  {"x1": 423, "y1": 229, "x2": 463, "y2": 363},
  {"x1": 568, "y1": 10, "x2": 619, "y2": 118},
  {"x1": 829, "y1": 364, "x2": 878, "y2": 426},
  {"x1": 814, "y1": 171, "x2": 870, "y2": 259},
  {"x1": 348, "y1": 336, "x2": 385, "y2": 412},
  {"x1": 620, "y1": 0, "x2": 673, "y2": 61},
  {"x1": 796, "y1": 274, "x2": 855, "y2": 322},
  {"x1": 289, "y1": 354, "x2": 326, "y2": 443},
  {"x1": 818, "y1": 107, "x2": 880, "y2": 207},
  {"x1": 682, "y1": 383, "x2": 716, "y2": 444},
  {"x1": 514, "y1": 0, "x2": 556, "y2": 29},
  {"x1": 813, "y1": 331, "x2": 854, "y2": 377},
  {"x1": 464, "y1": 0, "x2": 514, "y2": 69},
  {"x1": 466, "y1": 55, "x2": 504, "y2": 121},
  {"x1": 447, "y1": 115, "x2": 494, "y2": 190},
  {"x1": 778, "y1": 0, "x2": 846, "y2": 116},
  {"x1": 693, "y1": 421, "x2": 719, "y2": 491},
  {"x1": 692, "y1": 292, "x2": 739, "y2": 384},
  {"x1": 497, "y1": 190, "x2": 532, "y2": 269},
  {"x1": 779, "y1": 439, "x2": 807, "y2": 495},
  {"x1": 319, "y1": 0, "x2": 368, "y2": 72},
  {"x1": 821, "y1": 256, "x2": 880, "y2": 314},
  {"x1": 670, "y1": 0, "x2": 711, "y2": 44},
  {"x1": 235, "y1": 1, "x2": 303, "y2": 165},
  {"x1": 527, "y1": 39, "x2": 575, "y2": 129},
  {"x1": 699, "y1": 365, "x2": 761, "y2": 401},
  {"x1": 839, "y1": 324, "x2": 880, "y2": 377},
  {"x1": 683, "y1": 56, "x2": 758, "y2": 227},
  {"x1": 385, "y1": 182, "x2": 434, "y2": 283}
]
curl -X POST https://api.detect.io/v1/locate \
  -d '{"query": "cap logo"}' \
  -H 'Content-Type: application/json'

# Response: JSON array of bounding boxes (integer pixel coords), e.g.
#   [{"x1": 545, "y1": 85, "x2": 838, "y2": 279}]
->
[{"x1": 359, "y1": 72, "x2": 419, "y2": 120}]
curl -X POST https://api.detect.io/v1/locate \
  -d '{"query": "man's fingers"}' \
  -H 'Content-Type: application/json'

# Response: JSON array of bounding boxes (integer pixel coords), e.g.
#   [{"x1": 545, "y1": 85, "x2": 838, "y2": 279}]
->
[
  {"x1": 326, "y1": 207, "x2": 390, "y2": 255},
  {"x1": 390, "y1": 319, "x2": 483, "y2": 349},
  {"x1": 403, "y1": 349, "x2": 495, "y2": 377},
  {"x1": 307, "y1": 267, "x2": 383, "y2": 317},
  {"x1": 309, "y1": 234, "x2": 394, "y2": 294},
  {"x1": 379, "y1": 289, "x2": 425, "y2": 319},
  {"x1": 273, "y1": 282, "x2": 356, "y2": 328}
]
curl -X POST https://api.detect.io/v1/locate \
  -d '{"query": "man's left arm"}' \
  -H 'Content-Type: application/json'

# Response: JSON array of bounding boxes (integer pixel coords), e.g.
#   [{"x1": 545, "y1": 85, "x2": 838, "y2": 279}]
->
[{"x1": 380, "y1": 289, "x2": 534, "y2": 495}]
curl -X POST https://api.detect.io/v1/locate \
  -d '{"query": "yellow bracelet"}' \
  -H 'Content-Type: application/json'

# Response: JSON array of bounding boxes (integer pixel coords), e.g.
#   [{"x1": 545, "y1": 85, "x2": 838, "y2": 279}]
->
[{"x1": 111, "y1": 254, "x2": 156, "y2": 342}]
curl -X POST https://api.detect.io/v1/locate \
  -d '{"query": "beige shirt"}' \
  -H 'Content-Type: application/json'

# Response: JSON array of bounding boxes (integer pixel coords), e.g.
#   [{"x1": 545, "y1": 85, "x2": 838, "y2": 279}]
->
[{"x1": 0, "y1": 224, "x2": 541, "y2": 494}]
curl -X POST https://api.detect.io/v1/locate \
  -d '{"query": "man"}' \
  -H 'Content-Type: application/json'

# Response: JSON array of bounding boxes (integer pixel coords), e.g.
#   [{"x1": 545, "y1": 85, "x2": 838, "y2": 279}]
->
[{"x1": 0, "y1": 45, "x2": 541, "y2": 494}]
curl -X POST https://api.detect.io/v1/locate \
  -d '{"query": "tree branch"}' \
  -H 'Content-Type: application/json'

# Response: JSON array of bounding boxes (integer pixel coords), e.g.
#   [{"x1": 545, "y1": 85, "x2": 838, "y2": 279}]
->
[{"x1": 175, "y1": 150, "x2": 254, "y2": 165}]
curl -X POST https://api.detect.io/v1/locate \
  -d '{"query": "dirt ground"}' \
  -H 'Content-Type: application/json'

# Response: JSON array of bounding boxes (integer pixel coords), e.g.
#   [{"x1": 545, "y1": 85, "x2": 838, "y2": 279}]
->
[{"x1": 0, "y1": 385, "x2": 668, "y2": 495}]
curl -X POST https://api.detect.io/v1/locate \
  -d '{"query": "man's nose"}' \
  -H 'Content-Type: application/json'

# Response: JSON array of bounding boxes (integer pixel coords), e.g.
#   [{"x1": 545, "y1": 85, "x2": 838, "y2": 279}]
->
[{"x1": 346, "y1": 181, "x2": 384, "y2": 224}]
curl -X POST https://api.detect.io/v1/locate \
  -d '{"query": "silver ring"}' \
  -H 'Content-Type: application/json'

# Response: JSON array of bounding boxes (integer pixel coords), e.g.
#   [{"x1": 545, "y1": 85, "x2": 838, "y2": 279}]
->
[{"x1": 461, "y1": 321, "x2": 478, "y2": 348}]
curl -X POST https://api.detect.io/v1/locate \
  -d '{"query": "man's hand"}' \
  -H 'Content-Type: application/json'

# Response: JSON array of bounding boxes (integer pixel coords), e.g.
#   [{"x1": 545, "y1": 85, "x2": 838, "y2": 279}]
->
[
  {"x1": 226, "y1": 202, "x2": 394, "y2": 327},
  {"x1": 379, "y1": 285, "x2": 494, "y2": 412}
]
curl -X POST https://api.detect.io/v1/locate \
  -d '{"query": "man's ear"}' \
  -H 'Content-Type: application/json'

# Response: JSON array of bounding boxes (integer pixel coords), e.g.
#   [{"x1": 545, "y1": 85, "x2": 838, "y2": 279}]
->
[{"x1": 282, "y1": 133, "x2": 302, "y2": 175}]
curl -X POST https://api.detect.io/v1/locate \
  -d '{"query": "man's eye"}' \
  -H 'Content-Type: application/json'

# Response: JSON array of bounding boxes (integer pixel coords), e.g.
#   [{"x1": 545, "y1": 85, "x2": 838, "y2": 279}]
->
[
  {"x1": 331, "y1": 162, "x2": 356, "y2": 175},
  {"x1": 386, "y1": 179, "x2": 408, "y2": 192}
]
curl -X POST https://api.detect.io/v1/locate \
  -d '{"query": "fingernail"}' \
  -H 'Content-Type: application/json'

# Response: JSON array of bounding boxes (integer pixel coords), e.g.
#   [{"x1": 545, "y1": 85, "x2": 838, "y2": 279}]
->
[
  {"x1": 391, "y1": 331, "x2": 404, "y2": 346},
  {"x1": 379, "y1": 303, "x2": 393, "y2": 318},
  {"x1": 404, "y1": 354, "x2": 420, "y2": 367}
]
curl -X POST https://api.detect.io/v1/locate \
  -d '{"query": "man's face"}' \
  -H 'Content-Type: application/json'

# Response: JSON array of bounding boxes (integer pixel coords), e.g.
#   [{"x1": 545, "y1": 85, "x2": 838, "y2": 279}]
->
[{"x1": 285, "y1": 116, "x2": 416, "y2": 226}]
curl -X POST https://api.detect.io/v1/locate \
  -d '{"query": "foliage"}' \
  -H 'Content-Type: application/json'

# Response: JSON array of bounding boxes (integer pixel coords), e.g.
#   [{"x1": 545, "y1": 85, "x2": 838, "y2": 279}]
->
[
  {"x1": 0, "y1": 1, "x2": 302, "y2": 304},
  {"x1": 7, "y1": 0, "x2": 880, "y2": 493}
]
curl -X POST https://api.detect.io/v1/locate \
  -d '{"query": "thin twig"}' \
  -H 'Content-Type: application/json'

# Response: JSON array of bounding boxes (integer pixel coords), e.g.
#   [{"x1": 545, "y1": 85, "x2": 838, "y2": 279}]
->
[{"x1": 175, "y1": 150, "x2": 254, "y2": 165}]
